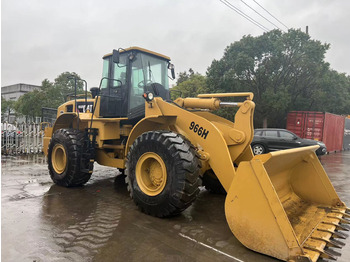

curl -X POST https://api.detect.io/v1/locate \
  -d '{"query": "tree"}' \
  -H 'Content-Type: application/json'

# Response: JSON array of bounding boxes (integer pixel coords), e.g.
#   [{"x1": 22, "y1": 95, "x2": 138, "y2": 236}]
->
[
  {"x1": 52, "y1": 72, "x2": 85, "y2": 102},
  {"x1": 312, "y1": 70, "x2": 350, "y2": 114},
  {"x1": 2, "y1": 96, "x2": 14, "y2": 114},
  {"x1": 176, "y1": 68, "x2": 195, "y2": 85},
  {"x1": 171, "y1": 70, "x2": 207, "y2": 100},
  {"x1": 1, "y1": 96, "x2": 16, "y2": 121},
  {"x1": 14, "y1": 72, "x2": 84, "y2": 118},
  {"x1": 206, "y1": 29, "x2": 331, "y2": 128},
  {"x1": 14, "y1": 90, "x2": 46, "y2": 119}
]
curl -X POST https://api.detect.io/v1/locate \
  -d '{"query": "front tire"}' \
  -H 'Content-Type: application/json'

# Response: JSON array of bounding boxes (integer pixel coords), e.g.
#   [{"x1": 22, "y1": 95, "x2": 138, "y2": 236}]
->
[
  {"x1": 48, "y1": 129, "x2": 93, "y2": 187},
  {"x1": 125, "y1": 131, "x2": 201, "y2": 217},
  {"x1": 202, "y1": 169, "x2": 226, "y2": 194}
]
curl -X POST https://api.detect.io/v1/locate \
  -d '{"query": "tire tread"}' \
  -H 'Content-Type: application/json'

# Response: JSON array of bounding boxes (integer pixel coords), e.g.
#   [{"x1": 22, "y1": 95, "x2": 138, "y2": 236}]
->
[{"x1": 125, "y1": 130, "x2": 201, "y2": 217}]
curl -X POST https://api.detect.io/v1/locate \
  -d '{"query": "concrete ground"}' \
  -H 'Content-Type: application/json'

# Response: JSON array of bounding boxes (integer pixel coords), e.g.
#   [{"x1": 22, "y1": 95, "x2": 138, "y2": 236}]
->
[{"x1": 2, "y1": 151, "x2": 350, "y2": 262}]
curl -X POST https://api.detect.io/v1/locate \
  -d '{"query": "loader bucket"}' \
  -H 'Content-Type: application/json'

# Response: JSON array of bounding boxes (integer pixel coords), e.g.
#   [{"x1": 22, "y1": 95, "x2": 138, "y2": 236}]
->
[{"x1": 225, "y1": 146, "x2": 349, "y2": 262}]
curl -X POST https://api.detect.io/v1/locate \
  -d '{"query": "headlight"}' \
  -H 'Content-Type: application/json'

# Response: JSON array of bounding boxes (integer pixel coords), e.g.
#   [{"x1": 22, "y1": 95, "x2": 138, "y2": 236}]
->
[
  {"x1": 143, "y1": 92, "x2": 154, "y2": 102},
  {"x1": 147, "y1": 92, "x2": 154, "y2": 101}
]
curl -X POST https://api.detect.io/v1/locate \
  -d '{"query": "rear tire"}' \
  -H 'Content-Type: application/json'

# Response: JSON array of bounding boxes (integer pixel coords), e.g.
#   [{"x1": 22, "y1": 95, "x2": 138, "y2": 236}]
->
[
  {"x1": 252, "y1": 143, "x2": 267, "y2": 155},
  {"x1": 48, "y1": 129, "x2": 93, "y2": 187},
  {"x1": 125, "y1": 131, "x2": 201, "y2": 217}
]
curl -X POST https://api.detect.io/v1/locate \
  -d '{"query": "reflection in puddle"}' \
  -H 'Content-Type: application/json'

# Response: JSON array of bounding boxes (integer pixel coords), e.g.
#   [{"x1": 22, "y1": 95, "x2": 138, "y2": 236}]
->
[
  {"x1": 1, "y1": 153, "x2": 46, "y2": 167},
  {"x1": 2, "y1": 151, "x2": 350, "y2": 262}
]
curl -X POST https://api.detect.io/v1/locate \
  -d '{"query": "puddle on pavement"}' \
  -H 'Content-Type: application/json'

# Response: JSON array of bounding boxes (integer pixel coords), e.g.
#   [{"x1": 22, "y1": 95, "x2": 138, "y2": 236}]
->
[
  {"x1": 2, "y1": 152, "x2": 350, "y2": 262},
  {"x1": 1, "y1": 153, "x2": 46, "y2": 167}
]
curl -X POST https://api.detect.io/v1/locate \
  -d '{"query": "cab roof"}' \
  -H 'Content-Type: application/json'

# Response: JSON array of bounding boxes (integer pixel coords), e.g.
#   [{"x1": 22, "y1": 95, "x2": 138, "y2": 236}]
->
[{"x1": 103, "y1": 46, "x2": 171, "y2": 61}]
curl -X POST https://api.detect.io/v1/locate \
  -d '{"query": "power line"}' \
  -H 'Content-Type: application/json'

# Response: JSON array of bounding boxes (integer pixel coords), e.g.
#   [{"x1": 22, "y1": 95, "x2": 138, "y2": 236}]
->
[
  {"x1": 252, "y1": 0, "x2": 289, "y2": 30},
  {"x1": 240, "y1": 0, "x2": 285, "y2": 32},
  {"x1": 219, "y1": 0, "x2": 270, "y2": 32}
]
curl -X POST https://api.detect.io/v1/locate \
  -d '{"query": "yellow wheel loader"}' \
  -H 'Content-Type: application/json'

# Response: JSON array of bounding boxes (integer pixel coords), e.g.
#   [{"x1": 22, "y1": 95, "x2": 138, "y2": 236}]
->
[{"x1": 43, "y1": 47, "x2": 349, "y2": 262}]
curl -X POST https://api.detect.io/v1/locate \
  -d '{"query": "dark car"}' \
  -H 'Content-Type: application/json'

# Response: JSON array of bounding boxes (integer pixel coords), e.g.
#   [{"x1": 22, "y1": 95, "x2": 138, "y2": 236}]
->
[{"x1": 251, "y1": 128, "x2": 327, "y2": 156}]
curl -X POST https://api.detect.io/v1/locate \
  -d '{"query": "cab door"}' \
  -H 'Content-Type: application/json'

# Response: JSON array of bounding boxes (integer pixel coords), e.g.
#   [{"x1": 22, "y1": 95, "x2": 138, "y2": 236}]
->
[{"x1": 100, "y1": 56, "x2": 128, "y2": 117}]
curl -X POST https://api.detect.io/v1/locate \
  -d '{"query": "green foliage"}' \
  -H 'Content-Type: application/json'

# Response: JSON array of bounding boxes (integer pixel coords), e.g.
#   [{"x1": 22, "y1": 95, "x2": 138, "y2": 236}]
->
[
  {"x1": 14, "y1": 72, "x2": 84, "y2": 118},
  {"x1": 312, "y1": 70, "x2": 350, "y2": 114},
  {"x1": 14, "y1": 90, "x2": 46, "y2": 118},
  {"x1": 206, "y1": 29, "x2": 340, "y2": 127},
  {"x1": 1, "y1": 96, "x2": 16, "y2": 115},
  {"x1": 171, "y1": 69, "x2": 208, "y2": 100},
  {"x1": 176, "y1": 68, "x2": 195, "y2": 85}
]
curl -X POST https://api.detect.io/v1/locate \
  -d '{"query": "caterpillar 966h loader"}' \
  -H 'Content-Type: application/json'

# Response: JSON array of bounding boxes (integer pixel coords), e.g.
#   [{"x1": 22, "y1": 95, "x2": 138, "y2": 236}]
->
[{"x1": 43, "y1": 47, "x2": 349, "y2": 262}]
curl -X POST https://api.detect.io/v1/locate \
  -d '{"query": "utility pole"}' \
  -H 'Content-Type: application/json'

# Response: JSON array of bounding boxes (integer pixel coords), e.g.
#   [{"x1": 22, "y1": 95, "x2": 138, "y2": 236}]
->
[{"x1": 306, "y1": 26, "x2": 309, "y2": 35}]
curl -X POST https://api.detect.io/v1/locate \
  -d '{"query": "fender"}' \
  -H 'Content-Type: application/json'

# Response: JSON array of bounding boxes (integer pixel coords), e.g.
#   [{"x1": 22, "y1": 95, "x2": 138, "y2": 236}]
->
[
  {"x1": 52, "y1": 113, "x2": 78, "y2": 133},
  {"x1": 125, "y1": 115, "x2": 177, "y2": 157}
]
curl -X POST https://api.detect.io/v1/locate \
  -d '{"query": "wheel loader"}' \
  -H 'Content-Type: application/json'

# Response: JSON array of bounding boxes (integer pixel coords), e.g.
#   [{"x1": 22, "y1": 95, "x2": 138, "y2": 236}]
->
[{"x1": 43, "y1": 47, "x2": 349, "y2": 262}]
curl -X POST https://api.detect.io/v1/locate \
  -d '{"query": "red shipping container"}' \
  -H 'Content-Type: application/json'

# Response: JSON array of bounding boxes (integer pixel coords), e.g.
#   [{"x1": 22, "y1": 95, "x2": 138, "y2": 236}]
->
[{"x1": 286, "y1": 111, "x2": 345, "y2": 152}]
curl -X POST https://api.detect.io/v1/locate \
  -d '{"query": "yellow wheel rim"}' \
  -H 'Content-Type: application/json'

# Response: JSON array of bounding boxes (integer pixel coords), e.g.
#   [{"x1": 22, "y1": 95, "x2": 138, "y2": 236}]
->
[
  {"x1": 136, "y1": 152, "x2": 167, "y2": 196},
  {"x1": 52, "y1": 144, "x2": 67, "y2": 174}
]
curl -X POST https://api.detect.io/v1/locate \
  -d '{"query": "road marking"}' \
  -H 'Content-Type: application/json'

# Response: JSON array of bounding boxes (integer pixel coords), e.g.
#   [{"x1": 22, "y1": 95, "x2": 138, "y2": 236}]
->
[{"x1": 179, "y1": 233, "x2": 244, "y2": 262}]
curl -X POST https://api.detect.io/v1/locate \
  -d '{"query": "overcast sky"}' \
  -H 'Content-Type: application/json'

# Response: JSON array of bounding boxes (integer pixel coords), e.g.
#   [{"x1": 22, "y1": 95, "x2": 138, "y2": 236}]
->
[{"x1": 2, "y1": 0, "x2": 350, "y2": 88}]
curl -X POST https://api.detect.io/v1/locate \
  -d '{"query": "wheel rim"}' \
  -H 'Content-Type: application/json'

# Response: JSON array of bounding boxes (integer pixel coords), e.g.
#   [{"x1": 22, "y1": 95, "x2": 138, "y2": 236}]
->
[
  {"x1": 52, "y1": 144, "x2": 67, "y2": 174},
  {"x1": 253, "y1": 145, "x2": 264, "y2": 155},
  {"x1": 136, "y1": 152, "x2": 167, "y2": 196}
]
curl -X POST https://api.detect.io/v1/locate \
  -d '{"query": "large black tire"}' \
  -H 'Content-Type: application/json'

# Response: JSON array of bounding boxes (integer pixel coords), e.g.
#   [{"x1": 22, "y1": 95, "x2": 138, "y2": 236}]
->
[
  {"x1": 202, "y1": 169, "x2": 226, "y2": 195},
  {"x1": 48, "y1": 129, "x2": 93, "y2": 187},
  {"x1": 125, "y1": 131, "x2": 201, "y2": 217}
]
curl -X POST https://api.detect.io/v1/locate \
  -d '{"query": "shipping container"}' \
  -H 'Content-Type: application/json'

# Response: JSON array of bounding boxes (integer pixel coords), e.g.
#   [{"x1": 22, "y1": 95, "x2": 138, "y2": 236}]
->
[
  {"x1": 286, "y1": 111, "x2": 345, "y2": 153},
  {"x1": 344, "y1": 118, "x2": 350, "y2": 150}
]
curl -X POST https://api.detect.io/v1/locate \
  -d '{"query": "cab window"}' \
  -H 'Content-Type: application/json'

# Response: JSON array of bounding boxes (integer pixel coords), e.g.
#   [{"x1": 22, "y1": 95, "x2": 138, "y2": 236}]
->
[
  {"x1": 112, "y1": 55, "x2": 127, "y2": 87},
  {"x1": 130, "y1": 54, "x2": 146, "y2": 110},
  {"x1": 101, "y1": 58, "x2": 110, "y2": 89}
]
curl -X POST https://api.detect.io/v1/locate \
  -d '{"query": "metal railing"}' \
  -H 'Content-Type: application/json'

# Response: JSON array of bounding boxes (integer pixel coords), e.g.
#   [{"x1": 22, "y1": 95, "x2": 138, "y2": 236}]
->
[{"x1": 1, "y1": 122, "x2": 45, "y2": 155}]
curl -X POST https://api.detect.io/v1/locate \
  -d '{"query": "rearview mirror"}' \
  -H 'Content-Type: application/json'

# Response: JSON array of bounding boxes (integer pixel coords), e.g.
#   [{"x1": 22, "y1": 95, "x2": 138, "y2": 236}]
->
[
  {"x1": 168, "y1": 63, "x2": 175, "y2": 79},
  {"x1": 112, "y1": 49, "x2": 120, "y2": 64},
  {"x1": 171, "y1": 68, "x2": 175, "y2": 79}
]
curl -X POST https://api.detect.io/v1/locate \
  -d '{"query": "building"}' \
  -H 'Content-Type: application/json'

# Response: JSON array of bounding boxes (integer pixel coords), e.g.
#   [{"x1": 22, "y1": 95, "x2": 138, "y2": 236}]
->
[
  {"x1": 1, "y1": 83, "x2": 41, "y2": 101},
  {"x1": 1, "y1": 83, "x2": 41, "y2": 123}
]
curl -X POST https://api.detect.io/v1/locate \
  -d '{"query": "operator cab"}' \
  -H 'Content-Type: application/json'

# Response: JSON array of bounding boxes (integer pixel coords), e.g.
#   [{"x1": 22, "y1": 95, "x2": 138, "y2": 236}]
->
[{"x1": 98, "y1": 47, "x2": 174, "y2": 121}]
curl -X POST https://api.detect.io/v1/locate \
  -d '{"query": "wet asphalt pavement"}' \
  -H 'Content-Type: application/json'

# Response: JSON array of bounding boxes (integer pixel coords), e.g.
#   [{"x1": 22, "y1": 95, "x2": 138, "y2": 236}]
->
[{"x1": 2, "y1": 152, "x2": 350, "y2": 262}]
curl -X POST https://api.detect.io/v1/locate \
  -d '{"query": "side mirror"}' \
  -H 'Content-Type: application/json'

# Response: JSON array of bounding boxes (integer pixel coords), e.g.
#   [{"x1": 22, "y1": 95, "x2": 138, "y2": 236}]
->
[
  {"x1": 293, "y1": 136, "x2": 298, "y2": 140},
  {"x1": 90, "y1": 87, "x2": 100, "y2": 98},
  {"x1": 171, "y1": 68, "x2": 175, "y2": 79},
  {"x1": 168, "y1": 63, "x2": 175, "y2": 79},
  {"x1": 112, "y1": 49, "x2": 120, "y2": 64}
]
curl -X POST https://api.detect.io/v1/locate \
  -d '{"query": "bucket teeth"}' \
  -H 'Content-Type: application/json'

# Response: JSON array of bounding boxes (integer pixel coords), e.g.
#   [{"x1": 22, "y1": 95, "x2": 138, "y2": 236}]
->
[
  {"x1": 328, "y1": 239, "x2": 346, "y2": 248},
  {"x1": 317, "y1": 228, "x2": 349, "y2": 239},
  {"x1": 311, "y1": 237, "x2": 345, "y2": 248},
  {"x1": 327, "y1": 216, "x2": 350, "y2": 224},
  {"x1": 323, "y1": 248, "x2": 342, "y2": 260},
  {"x1": 341, "y1": 217, "x2": 350, "y2": 224},
  {"x1": 322, "y1": 221, "x2": 350, "y2": 231},
  {"x1": 339, "y1": 224, "x2": 350, "y2": 231},
  {"x1": 334, "y1": 230, "x2": 349, "y2": 239},
  {"x1": 303, "y1": 245, "x2": 340, "y2": 260},
  {"x1": 332, "y1": 211, "x2": 350, "y2": 218}
]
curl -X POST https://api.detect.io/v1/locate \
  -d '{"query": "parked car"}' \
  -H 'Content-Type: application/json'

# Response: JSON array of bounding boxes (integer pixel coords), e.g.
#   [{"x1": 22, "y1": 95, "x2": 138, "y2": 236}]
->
[{"x1": 251, "y1": 128, "x2": 327, "y2": 156}]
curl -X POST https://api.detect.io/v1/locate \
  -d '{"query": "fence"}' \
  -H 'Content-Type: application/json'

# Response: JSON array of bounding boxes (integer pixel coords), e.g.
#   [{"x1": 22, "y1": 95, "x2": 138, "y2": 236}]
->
[{"x1": 1, "y1": 122, "x2": 45, "y2": 155}]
